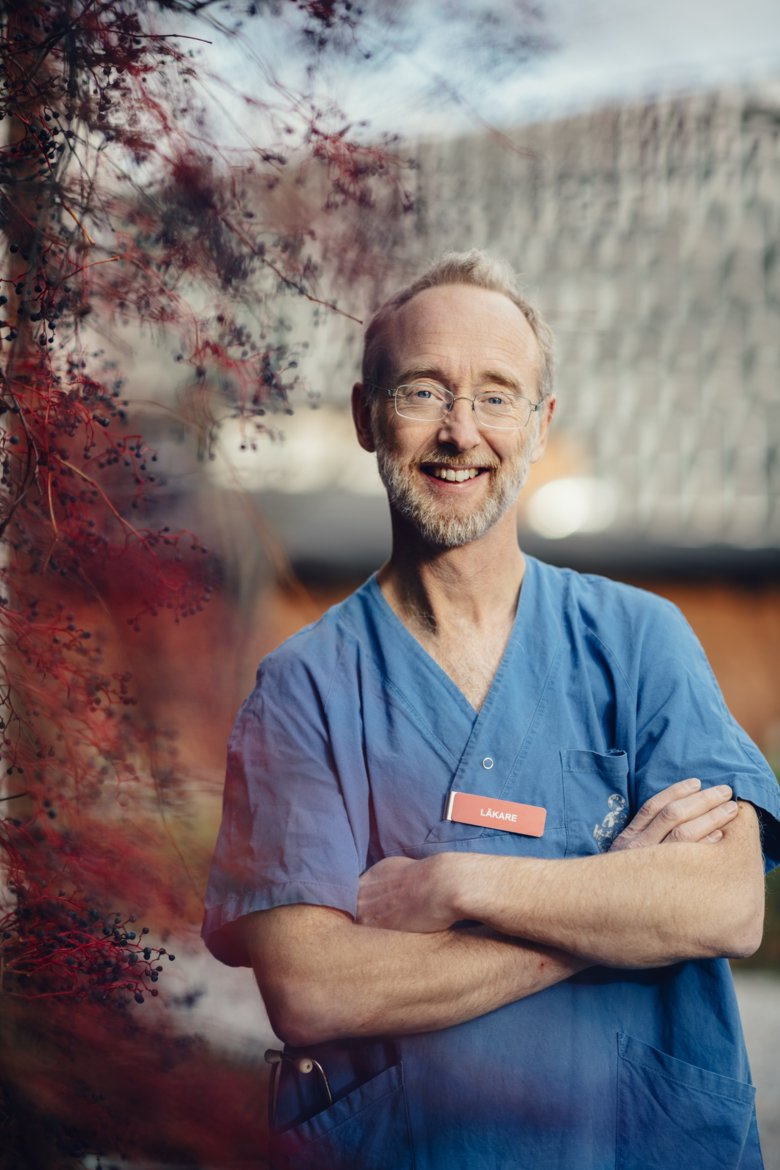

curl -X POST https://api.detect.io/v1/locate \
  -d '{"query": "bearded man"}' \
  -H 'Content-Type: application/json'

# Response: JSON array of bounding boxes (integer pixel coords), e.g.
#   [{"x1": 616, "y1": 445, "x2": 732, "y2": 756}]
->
[{"x1": 203, "y1": 251, "x2": 779, "y2": 1170}]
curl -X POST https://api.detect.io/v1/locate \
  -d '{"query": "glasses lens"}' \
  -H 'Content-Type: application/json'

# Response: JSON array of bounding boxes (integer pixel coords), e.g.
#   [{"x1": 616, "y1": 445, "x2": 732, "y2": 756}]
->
[
  {"x1": 394, "y1": 381, "x2": 451, "y2": 420},
  {"x1": 474, "y1": 390, "x2": 531, "y2": 430}
]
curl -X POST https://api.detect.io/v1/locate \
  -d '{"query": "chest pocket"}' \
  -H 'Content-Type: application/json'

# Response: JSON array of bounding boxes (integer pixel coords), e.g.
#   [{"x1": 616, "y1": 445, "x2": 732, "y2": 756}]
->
[{"x1": 561, "y1": 748, "x2": 631, "y2": 857}]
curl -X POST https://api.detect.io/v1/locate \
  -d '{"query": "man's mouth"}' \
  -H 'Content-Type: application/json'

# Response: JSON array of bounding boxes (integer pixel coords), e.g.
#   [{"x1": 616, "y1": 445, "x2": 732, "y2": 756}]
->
[{"x1": 422, "y1": 465, "x2": 487, "y2": 483}]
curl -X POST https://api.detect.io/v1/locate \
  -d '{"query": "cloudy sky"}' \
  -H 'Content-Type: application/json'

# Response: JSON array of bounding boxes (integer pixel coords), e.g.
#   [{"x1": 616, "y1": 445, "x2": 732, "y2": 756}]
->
[
  {"x1": 203, "y1": 0, "x2": 780, "y2": 144},
  {"x1": 353, "y1": 0, "x2": 780, "y2": 132}
]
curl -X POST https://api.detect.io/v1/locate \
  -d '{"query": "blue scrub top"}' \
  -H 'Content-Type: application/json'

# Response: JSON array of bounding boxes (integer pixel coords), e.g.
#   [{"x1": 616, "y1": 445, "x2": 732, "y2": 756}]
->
[{"x1": 203, "y1": 558, "x2": 780, "y2": 1170}]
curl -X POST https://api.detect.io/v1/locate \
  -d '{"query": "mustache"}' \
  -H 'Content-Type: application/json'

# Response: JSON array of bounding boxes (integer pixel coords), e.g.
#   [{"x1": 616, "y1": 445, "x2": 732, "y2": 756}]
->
[{"x1": 417, "y1": 453, "x2": 499, "y2": 470}]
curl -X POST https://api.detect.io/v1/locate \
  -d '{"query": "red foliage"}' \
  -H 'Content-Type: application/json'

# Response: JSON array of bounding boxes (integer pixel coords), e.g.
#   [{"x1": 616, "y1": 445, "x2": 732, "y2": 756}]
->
[
  {"x1": 1, "y1": 997, "x2": 269, "y2": 1167},
  {"x1": 0, "y1": 0, "x2": 415, "y2": 1163}
]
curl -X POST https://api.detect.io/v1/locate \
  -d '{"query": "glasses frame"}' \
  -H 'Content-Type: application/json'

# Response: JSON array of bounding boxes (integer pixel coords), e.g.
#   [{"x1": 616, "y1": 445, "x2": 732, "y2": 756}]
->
[{"x1": 381, "y1": 382, "x2": 546, "y2": 431}]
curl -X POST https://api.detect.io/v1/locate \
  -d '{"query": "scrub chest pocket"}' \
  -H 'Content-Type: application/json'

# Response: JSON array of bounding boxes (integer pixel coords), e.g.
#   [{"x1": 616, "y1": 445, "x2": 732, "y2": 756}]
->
[{"x1": 561, "y1": 748, "x2": 631, "y2": 856}]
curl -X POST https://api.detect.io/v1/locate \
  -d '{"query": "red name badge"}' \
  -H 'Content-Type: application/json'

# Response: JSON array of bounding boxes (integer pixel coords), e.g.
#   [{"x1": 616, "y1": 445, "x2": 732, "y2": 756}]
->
[{"x1": 445, "y1": 790, "x2": 547, "y2": 838}]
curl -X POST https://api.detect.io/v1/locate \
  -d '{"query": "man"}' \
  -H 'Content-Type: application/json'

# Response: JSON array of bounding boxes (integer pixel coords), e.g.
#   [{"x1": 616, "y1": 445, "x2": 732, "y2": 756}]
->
[{"x1": 203, "y1": 251, "x2": 780, "y2": 1170}]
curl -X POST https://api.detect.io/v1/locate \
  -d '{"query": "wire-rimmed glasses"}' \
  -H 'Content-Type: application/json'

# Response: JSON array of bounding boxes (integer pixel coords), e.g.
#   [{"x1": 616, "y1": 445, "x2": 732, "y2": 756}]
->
[{"x1": 384, "y1": 380, "x2": 544, "y2": 430}]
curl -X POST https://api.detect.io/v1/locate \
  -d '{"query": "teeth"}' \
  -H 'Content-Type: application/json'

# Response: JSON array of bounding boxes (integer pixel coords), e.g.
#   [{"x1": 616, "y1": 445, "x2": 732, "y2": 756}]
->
[{"x1": 430, "y1": 467, "x2": 480, "y2": 483}]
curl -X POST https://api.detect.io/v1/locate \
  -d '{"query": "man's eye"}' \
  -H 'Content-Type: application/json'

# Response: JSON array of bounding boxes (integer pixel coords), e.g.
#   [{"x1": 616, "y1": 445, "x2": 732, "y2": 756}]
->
[
  {"x1": 406, "y1": 382, "x2": 446, "y2": 402},
  {"x1": 481, "y1": 391, "x2": 512, "y2": 407}
]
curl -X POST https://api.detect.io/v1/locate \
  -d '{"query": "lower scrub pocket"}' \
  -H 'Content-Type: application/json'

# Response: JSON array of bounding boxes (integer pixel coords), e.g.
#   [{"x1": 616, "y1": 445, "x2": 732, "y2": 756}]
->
[
  {"x1": 616, "y1": 1033, "x2": 756, "y2": 1170},
  {"x1": 270, "y1": 1062, "x2": 412, "y2": 1170}
]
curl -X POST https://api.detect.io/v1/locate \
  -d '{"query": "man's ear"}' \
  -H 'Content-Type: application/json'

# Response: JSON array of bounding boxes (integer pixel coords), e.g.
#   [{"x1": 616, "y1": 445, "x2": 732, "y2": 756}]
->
[
  {"x1": 352, "y1": 382, "x2": 377, "y2": 453},
  {"x1": 529, "y1": 395, "x2": 556, "y2": 464}
]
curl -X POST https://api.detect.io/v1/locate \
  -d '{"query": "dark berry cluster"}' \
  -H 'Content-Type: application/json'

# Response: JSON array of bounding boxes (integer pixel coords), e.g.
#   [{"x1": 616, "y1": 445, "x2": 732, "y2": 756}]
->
[{"x1": 0, "y1": 893, "x2": 174, "y2": 1005}]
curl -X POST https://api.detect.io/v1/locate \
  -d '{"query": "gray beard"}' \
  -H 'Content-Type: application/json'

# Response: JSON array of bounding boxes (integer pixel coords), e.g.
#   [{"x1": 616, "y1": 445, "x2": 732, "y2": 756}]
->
[{"x1": 376, "y1": 444, "x2": 531, "y2": 550}]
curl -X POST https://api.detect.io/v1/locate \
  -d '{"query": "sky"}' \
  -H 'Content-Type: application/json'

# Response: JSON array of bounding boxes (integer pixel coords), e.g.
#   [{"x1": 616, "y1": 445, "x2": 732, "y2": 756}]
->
[
  {"x1": 342, "y1": 0, "x2": 780, "y2": 134},
  {"x1": 200, "y1": 0, "x2": 780, "y2": 146}
]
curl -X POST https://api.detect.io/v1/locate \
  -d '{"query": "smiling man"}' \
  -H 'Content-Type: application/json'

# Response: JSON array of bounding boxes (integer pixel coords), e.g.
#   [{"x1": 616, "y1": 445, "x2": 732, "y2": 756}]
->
[{"x1": 203, "y1": 251, "x2": 780, "y2": 1170}]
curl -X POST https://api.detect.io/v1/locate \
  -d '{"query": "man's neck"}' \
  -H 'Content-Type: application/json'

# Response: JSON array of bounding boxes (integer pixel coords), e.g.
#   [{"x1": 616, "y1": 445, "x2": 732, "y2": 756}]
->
[{"x1": 377, "y1": 514, "x2": 525, "y2": 636}]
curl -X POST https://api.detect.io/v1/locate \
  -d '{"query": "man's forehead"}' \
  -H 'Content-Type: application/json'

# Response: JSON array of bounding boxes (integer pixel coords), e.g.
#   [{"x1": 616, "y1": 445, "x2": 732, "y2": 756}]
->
[{"x1": 379, "y1": 284, "x2": 540, "y2": 377}]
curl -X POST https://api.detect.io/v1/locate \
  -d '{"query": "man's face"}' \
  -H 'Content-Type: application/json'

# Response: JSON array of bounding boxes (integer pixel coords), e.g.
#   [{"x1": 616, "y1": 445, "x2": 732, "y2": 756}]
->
[{"x1": 354, "y1": 284, "x2": 554, "y2": 550}]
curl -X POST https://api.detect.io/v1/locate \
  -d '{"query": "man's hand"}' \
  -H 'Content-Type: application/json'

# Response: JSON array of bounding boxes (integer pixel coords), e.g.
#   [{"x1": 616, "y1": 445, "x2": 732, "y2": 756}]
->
[
  {"x1": 609, "y1": 777, "x2": 738, "y2": 851},
  {"x1": 358, "y1": 855, "x2": 450, "y2": 933},
  {"x1": 357, "y1": 778, "x2": 738, "y2": 933}
]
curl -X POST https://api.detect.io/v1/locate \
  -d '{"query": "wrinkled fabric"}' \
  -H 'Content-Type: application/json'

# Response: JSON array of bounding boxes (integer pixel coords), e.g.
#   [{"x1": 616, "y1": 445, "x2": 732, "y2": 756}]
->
[{"x1": 203, "y1": 558, "x2": 780, "y2": 1169}]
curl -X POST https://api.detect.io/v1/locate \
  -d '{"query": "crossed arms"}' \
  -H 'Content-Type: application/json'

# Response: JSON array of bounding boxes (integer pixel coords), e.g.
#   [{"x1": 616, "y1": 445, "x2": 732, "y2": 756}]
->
[{"x1": 240, "y1": 780, "x2": 765, "y2": 1047}]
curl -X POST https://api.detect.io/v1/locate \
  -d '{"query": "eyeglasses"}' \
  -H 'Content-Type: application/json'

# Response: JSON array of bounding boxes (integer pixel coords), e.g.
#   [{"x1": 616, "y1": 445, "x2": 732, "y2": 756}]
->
[{"x1": 383, "y1": 380, "x2": 545, "y2": 430}]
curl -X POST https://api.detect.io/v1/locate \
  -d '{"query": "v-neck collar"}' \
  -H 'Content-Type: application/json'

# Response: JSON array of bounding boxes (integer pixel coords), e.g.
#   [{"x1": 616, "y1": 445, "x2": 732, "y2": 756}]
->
[
  {"x1": 359, "y1": 559, "x2": 565, "y2": 844},
  {"x1": 365, "y1": 562, "x2": 530, "y2": 719}
]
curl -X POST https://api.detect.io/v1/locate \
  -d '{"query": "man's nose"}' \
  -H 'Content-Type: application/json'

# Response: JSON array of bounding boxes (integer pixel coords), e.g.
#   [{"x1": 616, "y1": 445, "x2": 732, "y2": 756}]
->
[{"x1": 436, "y1": 397, "x2": 481, "y2": 449}]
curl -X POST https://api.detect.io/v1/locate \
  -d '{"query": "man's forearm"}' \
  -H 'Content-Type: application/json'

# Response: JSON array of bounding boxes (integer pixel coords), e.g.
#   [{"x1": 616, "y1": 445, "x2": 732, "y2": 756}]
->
[
  {"x1": 242, "y1": 904, "x2": 586, "y2": 1047},
  {"x1": 425, "y1": 805, "x2": 765, "y2": 967}
]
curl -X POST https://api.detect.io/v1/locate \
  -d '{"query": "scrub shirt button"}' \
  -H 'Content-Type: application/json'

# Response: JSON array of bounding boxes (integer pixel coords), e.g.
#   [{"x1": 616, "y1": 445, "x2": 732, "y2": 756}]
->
[{"x1": 482, "y1": 757, "x2": 494, "y2": 770}]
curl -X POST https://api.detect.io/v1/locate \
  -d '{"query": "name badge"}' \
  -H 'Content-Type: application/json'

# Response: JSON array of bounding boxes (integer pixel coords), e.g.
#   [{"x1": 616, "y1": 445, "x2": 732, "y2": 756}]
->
[{"x1": 444, "y1": 790, "x2": 547, "y2": 838}]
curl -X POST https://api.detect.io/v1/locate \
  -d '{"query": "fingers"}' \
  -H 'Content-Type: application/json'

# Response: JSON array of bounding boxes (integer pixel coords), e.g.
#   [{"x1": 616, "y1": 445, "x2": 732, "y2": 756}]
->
[
  {"x1": 611, "y1": 780, "x2": 739, "y2": 851},
  {"x1": 357, "y1": 857, "x2": 419, "y2": 929},
  {"x1": 357, "y1": 855, "x2": 455, "y2": 933},
  {"x1": 660, "y1": 797, "x2": 739, "y2": 844},
  {"x1": 617, "y1": 778, "x2": 702, "y2": 836}
]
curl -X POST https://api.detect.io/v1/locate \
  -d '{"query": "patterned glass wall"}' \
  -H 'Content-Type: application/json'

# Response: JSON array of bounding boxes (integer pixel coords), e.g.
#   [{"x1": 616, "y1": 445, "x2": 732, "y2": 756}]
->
[{"x1": 344, "y1": 84, "x2": 780, "y2": 549}]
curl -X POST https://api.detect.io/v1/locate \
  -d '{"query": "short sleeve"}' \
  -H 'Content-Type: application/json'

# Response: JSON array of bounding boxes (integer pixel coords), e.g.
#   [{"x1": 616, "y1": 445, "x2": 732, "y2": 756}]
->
[
  {"x1": 201, "y1": 655, "x2": 361, "y2": 966},
  {"x1": 633, "y1": 600, "x2": 780, "y2": 872}
]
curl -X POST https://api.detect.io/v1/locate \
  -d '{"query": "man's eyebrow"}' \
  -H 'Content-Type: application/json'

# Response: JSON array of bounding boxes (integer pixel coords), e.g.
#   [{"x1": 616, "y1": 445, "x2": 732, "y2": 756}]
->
[
  {"x1": 480, "y1": 370, "x2": 525, "y2": 392},
  {"x1": 394, "y1": 366, "x2": 447, "y2": 385},
  {"x1": 394, "y1": 367, "x2": 526, "y2": 392}
]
